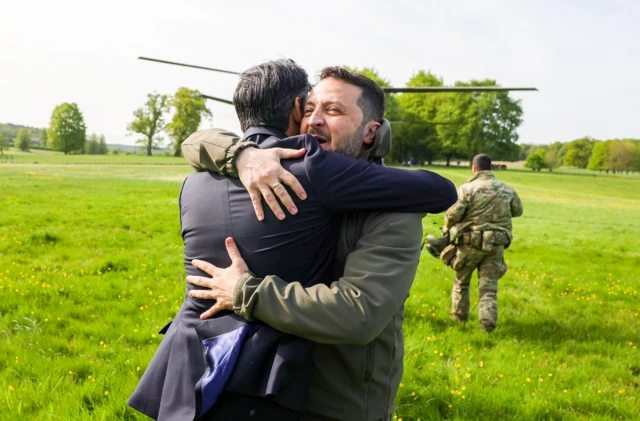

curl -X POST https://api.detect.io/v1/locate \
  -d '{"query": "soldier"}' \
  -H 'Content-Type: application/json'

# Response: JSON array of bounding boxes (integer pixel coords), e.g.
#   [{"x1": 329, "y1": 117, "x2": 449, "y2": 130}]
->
[{"x1": 443, "y1": 154, "x2": 523, "y2": 332}]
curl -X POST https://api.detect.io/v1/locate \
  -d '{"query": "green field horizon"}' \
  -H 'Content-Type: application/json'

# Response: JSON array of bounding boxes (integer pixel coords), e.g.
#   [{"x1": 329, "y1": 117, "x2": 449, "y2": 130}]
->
[{"x1": 0, "y1": 163, "x2": 638, "y2": 420}]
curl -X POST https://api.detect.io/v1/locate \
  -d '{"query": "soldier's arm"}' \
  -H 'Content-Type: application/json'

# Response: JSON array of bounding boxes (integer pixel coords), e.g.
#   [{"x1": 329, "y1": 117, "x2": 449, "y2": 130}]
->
[
  {"x1": 443, "y1": 186, "x2": 468, "y2": 231},
  {"x1": 181, "y1": 128, "x2": 306, "y2": 219},
  {"x1": 511, "y1": 190, "x2": 524, "y2": 217},
  {"x1": 232, "y1": 213, "x2": 424, "y2": 345},
  {"x1": 181, "y1": 128, "x2": 258, "y2": 177}
]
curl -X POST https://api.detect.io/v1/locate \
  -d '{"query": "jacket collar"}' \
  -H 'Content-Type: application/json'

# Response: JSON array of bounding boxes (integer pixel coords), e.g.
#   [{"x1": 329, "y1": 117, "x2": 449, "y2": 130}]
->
[
  {"x1": 244, "y1": 126, "x2": 288, "y2": 144},
  {"x1": 467, "y1": 170, "x2": 495, "y2": 183}
]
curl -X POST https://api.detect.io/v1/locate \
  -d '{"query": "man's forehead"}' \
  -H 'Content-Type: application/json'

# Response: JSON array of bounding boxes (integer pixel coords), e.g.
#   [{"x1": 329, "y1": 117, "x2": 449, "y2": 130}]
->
[{"x1": 308, "y1": 78, "x2": 362, "y2": 103}]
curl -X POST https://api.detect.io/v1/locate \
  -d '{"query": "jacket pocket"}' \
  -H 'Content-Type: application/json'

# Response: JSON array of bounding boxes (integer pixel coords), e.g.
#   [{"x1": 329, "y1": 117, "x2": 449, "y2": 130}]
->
[{"x1": 452, "y1": 247, "x2": 469, "y2": 271}]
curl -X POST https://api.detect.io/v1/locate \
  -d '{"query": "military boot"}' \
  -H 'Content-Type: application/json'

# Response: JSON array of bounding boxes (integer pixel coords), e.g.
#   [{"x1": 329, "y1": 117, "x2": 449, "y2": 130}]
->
[{"x1": 480, "y1": 322, "x2": 496, "y2": 333}]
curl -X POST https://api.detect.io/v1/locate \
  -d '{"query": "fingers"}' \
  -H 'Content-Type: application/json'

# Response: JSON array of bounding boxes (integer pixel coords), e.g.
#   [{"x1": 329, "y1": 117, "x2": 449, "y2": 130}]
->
[
  {"x1": 279, "y1": 170, "x2": 307, "y2": 201},
  {"x1": 188, "y1": 288, "x2": 218, "y2": 300},
  {"x1": 248, "y1": 187, "x2": 265, "y2": 221},
  {"x1": 274, "y1": 147, "x2": 306, "y2": 160},
  {"x1": 270, "y1": 181, "x2": 297, "y2": 216},
  {"x1": 191, "y1": 259, "x2": 219, "y2": 276},
  {"x1": 258, "y1": 185, "x2": 285, "y2": 220},
  {"x1": 186, "y1": 275, "x2": 214, "y2": 288},
  {"x1": 225, "y1": 238, "x2": 247, "y2": 269},
  {"x1": 200, "y1": 302, "x2": 227, "y2": 320}
]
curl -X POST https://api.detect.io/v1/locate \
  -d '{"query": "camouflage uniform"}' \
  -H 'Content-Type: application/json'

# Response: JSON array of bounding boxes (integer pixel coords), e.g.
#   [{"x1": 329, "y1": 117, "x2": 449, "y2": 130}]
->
[{"x1": 444, "y1": 170, "x2": 523, "y2": 332}]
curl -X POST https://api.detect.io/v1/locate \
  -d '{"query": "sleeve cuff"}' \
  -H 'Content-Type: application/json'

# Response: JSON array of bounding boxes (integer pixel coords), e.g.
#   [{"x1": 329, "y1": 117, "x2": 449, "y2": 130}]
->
[{"x1": 225, "y1": 141, "x2": 259, "y2": 178}]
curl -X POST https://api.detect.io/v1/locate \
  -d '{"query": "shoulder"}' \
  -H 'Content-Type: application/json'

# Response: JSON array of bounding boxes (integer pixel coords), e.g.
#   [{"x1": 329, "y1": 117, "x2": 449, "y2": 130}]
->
[
  {"x1": 459, "y1": 181, "x2": 476, "y2": 195},
  {"x1": 495, "y1": 179, "x2": 516, "y2": 194}
]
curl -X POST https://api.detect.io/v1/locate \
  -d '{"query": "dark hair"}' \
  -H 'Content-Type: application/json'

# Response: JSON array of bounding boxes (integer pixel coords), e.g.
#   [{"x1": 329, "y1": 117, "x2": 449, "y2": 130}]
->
[
  {"x1": 472, "y1": 154, "x2": 492, "y2": 170},
  {"x1": 233, "y1": 59, "x2": 310, "y2": 132},
  {"x1": 319, "y1": 66, "x2": 385, "y2": 123}
]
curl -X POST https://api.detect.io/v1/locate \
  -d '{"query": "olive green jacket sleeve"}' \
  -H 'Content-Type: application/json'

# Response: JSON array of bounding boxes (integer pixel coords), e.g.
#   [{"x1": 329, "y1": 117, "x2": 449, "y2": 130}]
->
[
  {"x1": 232, "y1": 212, "x2": 425, "y2": 346},
  {"x1": 180, "y1": 128, "x2": 258, "y2": 177}
]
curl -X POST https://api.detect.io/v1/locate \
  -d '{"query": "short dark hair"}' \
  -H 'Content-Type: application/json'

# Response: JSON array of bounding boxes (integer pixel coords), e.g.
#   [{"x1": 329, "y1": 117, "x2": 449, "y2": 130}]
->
[
  {"x1": 472, "y1": 154, "x2": 492, "y2": 170},
  {"x1": 233, "y1": 59, "x2": 310, "y2": 132},
  {"x1": 319, "y1": 66, "x2": 385, "y2": 123}
]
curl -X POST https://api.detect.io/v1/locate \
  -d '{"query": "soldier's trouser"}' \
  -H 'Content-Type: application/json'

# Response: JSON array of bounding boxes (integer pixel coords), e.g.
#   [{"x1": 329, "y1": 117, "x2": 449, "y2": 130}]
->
[{"x1": 451, "y1": 244, "x2": 507, "y2": 329}]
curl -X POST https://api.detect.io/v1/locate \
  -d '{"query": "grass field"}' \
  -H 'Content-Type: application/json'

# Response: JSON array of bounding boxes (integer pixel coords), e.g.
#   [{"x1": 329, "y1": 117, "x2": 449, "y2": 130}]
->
[
  {"x1": 0, "y1": 162, "x2": 638, "y2": 420},
  {"x1": 0, "y1": 147, "x2": 184, "y2": 165}
]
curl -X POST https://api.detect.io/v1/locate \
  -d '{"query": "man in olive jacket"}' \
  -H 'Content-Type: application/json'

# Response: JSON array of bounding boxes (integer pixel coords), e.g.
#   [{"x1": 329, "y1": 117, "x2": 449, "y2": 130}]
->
[{"x1": 183, "y1": 66, "x2": 449, "y2": 421}]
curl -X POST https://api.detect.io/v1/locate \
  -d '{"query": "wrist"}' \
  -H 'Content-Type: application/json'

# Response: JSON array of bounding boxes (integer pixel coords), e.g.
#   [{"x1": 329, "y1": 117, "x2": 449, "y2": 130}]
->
[
  {"x1": 232, "y1": 272, "x2": 255, "y2": 311},
  {"x1": 228, "y1": 141, "x2": 258, "y2": 178}
]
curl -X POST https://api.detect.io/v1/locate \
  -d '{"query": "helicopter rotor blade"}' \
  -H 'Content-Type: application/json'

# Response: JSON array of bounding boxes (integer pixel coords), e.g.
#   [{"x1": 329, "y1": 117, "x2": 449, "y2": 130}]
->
[
  {"x1": 138, "y1": 57, "x2": 240, "y2": 75},
  {"x1": 382, "y1": 87, "x2": 537, "y2": 93},
  {"x1": 199, "y1": 94, "x2": 234, "y2": 105},
  {"x1": 389, "y1": 121, "x2": 463, "y2": 125}
]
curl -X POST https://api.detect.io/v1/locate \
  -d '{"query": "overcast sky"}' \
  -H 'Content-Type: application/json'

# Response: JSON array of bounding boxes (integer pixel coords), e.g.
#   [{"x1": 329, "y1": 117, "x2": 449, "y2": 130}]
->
[{"x1": 2, "y1": 0, "x2": 638, "y2": 146}]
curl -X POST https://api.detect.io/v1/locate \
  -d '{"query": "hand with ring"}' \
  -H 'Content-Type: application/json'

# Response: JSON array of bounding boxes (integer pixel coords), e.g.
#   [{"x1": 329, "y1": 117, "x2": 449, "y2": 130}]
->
[{"x1": 235, "y1": 147, "x2": 308, "y2": 221}]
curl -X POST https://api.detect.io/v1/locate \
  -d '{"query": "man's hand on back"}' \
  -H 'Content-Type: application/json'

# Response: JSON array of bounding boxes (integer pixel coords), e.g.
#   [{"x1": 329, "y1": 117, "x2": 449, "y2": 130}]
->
[
  {"x1": 186, "y1": 238, "x2": 250, "y2": 320},
  {"x1": 235, "y1": 147, "x2": 308, "y2": 221}
]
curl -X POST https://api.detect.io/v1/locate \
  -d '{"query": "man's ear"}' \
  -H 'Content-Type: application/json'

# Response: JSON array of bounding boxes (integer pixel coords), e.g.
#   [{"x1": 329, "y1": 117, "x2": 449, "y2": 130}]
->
[
  {"x1": 292, "y1": 97, "x2": 303, "y2": 125},
  {"x1": 285, "y1": 97, "x2": 303, "y2": 136},
  {"x1": 363, "y1": 121, "x2": 381, "y2": 145}
]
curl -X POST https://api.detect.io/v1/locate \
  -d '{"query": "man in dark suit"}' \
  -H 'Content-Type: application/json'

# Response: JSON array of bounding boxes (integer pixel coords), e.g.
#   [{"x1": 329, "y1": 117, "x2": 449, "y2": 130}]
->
[{"x1": 128, "y1": 60, "x2": 457, "y2": 421}]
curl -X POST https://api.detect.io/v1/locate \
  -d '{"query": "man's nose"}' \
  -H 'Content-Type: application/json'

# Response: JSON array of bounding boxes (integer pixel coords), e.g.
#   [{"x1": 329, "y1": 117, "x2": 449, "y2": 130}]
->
[{"x1": 308, "y1": 108, "x2": 325, "y2": 127}]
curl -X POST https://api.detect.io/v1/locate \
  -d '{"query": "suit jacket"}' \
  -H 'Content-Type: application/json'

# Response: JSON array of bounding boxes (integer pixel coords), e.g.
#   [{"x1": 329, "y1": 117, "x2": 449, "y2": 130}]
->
[{"x1": 128, "y1": 126, "x2": 457, "y2": 420}]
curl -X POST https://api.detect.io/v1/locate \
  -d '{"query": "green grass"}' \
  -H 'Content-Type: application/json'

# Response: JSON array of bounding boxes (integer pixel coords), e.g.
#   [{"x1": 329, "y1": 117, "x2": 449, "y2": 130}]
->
[
  {"x1": 0, "y1": 163, "x2": 638, "y2": 420},
  {"x1": 0, "y1": 148, "x2": 184, "y2": 165}
]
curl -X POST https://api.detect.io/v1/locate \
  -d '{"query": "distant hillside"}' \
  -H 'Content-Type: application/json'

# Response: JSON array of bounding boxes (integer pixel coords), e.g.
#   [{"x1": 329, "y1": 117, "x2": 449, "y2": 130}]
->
[{"x1": 0, "y1": 122, "x2": 45, "y2": 144}]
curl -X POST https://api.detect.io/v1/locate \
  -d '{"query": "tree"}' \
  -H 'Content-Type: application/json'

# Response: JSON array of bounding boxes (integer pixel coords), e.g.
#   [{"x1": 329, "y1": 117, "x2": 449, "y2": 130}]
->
[
  {"x1": 587, "y1": 141, "x2": 610, "y2": 172},
  {"x1": 98, "y1": 134, "x2": 109, "y2": 155},
  {"x1": 39, "y1": 128, "x2": 48, "y2": 148},
  {"x1": 395, "y1": 71, "x2": 445, "y2": 165},
  {"x1": 167, "y1": 88, "x2": 211, "y2": 156},
  {"x1": 519, "y1": 144, "x2": 536, "y2": 160},
  {"x1": 16, "y1": 128, "x2": 32, "y2": 151},
  {"x1": 607, "y1": 140, "x2": 637, "y2": 173},
  {"x1": 48, "y1": 103, "x2": 87, "y2": 154},
  {"x1": 563, "y1": 137, "x2": 594, "y2": 168},
  {"x1": 85, "y1": 133, "x2": 99, "y2": 154},
  {"x1": 128, "y1": 93, "x2": 170, "y2": 156},
  {"x1": 437, "y1": 80, "x2": 523, "y2": 165},
  {"x1": 524, "y1": 148, "x2": 546, "y2": 171},
  {"x1": 0, "y1": 132, "x2": 9, "y2": 155},
  {"x1": 545, "y1": 148, "x2": 562, "y2": 171}
]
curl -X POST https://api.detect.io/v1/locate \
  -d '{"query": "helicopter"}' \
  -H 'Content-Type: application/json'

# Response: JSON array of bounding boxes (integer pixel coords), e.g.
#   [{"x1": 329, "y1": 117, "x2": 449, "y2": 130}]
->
[{"x1": 138, "y1": 56, "x2": 538, "y2": 108}]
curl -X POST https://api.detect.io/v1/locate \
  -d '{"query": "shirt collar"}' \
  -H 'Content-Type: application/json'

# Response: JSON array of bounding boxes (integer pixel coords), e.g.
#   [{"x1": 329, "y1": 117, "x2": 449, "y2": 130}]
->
[{"x1": 244, "y1": 126, "x2": 288, "y2": 144}]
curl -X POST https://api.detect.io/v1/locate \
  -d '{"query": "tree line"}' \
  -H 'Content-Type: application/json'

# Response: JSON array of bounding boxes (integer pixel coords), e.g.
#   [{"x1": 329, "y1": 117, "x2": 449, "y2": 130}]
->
[
  {"x1": 129, "y1": 68, "x2": 525, "y2": 161},
  {"x1": 2, "y1": 86, "x2": 211, "y2": 157},
  {"x1": 521, "y1": 137, "x2": 640, "y2": 173},
  {"x1": 1, "y1": 106, "x2": 109, "y2": 156},
  {"x1": 348, "y1": 67, "x2": 524, "y2": 166}
]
